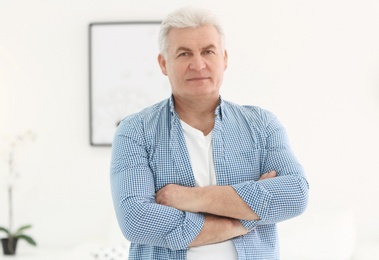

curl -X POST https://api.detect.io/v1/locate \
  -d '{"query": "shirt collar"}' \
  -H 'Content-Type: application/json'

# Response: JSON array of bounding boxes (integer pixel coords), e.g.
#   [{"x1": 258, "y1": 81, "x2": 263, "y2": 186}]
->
[
  {"x1": 215, "y1": 96, "x2": 224, "y2": 120},
  {"x1": 169, "y1": 94, "x2": 224, "y2": 120}
]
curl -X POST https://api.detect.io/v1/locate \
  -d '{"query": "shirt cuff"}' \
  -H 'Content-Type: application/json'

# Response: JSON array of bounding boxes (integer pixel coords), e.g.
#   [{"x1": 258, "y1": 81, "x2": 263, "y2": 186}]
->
[
  {"x1": 165, "y1": 212, "x2": 204, "y2": 250},
  {"x1": 240, "y1": 219, "x2": 259, "y2": 231},
  {"x1": 232, "y1": 181, "x2": 272, "y2": 222}
]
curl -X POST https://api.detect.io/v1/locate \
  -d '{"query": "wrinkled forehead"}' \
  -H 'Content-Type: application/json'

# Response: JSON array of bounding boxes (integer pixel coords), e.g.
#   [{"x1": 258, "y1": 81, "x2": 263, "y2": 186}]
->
[{"x1": 166, "y1": 25, "x2": 223, "y2": 52}]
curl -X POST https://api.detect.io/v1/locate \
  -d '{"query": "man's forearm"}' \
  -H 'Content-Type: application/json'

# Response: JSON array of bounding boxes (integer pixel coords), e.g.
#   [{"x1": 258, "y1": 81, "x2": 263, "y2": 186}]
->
[
  {"x1": 156, "y1": 184, "x2": 259, "y2": 220},
  {"x1": 197, "y1": 185, "x2": 260, "y2": 220},
  {"x1": 188, "y1": 214, "x2": 248, "y2": 247},
  {"x1": 156, "y1": 171, "x2": 276, "y2": 220}
]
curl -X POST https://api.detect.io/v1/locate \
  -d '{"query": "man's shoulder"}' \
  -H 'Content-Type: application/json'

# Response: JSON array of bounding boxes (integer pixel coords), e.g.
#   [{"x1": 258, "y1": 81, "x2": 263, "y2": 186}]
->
[
  {"x1": 222, "y1": 99, "x2": 275, "y2": 121},
  {"x1": 124, "y1": 99, "x2": 169, "y2": 121},
  {"x1": 117, "y1": 98, "x2": 170, "y2": 133}
]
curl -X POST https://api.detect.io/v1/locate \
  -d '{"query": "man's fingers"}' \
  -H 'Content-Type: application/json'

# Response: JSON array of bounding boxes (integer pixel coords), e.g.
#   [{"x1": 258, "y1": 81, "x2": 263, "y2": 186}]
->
[{"x1": 259, "y1": 170, "x2": 277, "y2": 180}]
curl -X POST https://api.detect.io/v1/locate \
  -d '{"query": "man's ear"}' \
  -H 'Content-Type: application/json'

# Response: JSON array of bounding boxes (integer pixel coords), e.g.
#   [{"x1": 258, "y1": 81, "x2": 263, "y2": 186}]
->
[
  {"x1": 158, "y1": 54, "x2": 168, "y2": 76},
  {"x1": 223, "y1": 50, "x2": 228, "y2": 71}
]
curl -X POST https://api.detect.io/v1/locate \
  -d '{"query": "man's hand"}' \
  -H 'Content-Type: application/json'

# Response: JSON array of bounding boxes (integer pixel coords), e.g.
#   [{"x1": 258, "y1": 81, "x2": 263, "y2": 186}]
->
[
  {"x1": 156, "y1": 184, "x2": 199, "y2": 212},
  {"x1": 258, "y1": 170, "x2": 277, "y2": 181}
]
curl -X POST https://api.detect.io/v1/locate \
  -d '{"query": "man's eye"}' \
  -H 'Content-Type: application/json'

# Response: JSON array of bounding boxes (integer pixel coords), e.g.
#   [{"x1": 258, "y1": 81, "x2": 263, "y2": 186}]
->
[
  {"x1": 178, "y1": 52, "x2": 190, "y2": 57},
  {"x1": 203, "y1": 50, "x2": 215, "y2": 55}
]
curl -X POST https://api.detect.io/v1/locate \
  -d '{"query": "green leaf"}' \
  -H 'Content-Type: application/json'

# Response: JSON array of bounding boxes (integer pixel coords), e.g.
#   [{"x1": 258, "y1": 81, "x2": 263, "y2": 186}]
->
[
  {"x1": 17, "y1": 234, "x2": 37, "y2": 246},
  {"x1": 14, "y1": 225, "x2": 32, "y2": 236},
  {"x1": 0, "y1": 226, "x2": 10, "y2": 236}
]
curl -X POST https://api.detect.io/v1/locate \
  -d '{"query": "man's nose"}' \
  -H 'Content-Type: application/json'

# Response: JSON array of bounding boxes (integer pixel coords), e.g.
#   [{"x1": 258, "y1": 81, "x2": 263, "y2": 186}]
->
[{"x1": 189, "y1": 55, "x2": 206, "y2": 71}]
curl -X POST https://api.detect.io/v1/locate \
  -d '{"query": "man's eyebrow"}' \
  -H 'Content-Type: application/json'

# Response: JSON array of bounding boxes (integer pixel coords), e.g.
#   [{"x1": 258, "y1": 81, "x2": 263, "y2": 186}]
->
[
  {"x1": 202, "y1": 44, "x2": 217, "y2": 50},
  {"x1": 175, "y1": 44, "x2": 217, "y2": 54},
  {"x1": 175, "y1": 47, "x2": 192, "y2": 54}
]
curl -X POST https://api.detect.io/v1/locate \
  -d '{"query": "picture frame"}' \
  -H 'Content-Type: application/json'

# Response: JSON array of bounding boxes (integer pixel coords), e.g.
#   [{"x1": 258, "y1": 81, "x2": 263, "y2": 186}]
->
[{"x1": 89, "y1": 21, "x2": 171, "y2": 146}]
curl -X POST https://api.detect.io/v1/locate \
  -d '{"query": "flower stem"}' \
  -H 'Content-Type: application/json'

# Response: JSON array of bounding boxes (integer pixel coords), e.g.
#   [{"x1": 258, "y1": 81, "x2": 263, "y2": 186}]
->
[
  {"x1": 8, "y1": 187, "x2": 13, "y2": 234},
  {"x1": 8, "y1": 152, "x2": 14, "y2": 234},
  {"x1": 7, "y1": 152, "x2": 15, "y2": 253}
]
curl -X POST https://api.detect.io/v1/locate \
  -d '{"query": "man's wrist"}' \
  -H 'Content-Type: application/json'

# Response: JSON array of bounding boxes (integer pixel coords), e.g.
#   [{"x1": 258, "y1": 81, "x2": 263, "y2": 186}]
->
[{"x1": 188, "y1": 214, "x2": 248, "y2": 248}]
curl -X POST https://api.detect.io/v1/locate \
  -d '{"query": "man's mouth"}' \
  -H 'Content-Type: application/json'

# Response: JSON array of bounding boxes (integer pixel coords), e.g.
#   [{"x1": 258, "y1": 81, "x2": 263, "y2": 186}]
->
[{"x1": 187, "y1": 77, "x2": 210, "y2": 81}]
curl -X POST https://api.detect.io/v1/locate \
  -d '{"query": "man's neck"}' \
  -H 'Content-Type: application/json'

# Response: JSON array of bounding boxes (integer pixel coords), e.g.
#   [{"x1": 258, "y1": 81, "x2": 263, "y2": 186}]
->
[{"x1": 173, "y1": 95, "x2": 219, "y2": 136}]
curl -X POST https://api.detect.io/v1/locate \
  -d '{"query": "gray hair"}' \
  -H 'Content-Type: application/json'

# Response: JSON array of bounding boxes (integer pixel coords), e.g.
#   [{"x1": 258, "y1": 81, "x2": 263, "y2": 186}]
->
[{"x1": 158, "y1": 6, "x2": 225, "y2": 57}]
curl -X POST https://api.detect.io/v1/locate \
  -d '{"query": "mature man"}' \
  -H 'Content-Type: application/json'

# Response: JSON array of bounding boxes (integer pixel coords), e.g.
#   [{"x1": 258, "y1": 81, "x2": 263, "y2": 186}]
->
[{"x1": 110, "y1": 6, "x2": 309, "y2": 260}]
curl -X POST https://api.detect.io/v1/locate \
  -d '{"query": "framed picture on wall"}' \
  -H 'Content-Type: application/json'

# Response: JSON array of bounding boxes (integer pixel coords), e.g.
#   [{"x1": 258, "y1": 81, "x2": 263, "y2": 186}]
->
[{"x1": 89, "y1": 21, "x2": 171, "y2": 146}]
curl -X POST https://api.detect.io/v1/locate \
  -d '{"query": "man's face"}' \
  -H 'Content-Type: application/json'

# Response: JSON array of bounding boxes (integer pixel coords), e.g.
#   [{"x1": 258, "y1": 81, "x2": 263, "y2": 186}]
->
[{"x1": 158, "y1": 25, "x2": 228, "y2": 100}]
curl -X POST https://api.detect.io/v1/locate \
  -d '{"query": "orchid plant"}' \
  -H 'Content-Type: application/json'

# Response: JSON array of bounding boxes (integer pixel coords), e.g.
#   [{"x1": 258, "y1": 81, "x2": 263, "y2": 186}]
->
[{"x1": 0, "y1": 131, "x2": 37, "y2": 254}]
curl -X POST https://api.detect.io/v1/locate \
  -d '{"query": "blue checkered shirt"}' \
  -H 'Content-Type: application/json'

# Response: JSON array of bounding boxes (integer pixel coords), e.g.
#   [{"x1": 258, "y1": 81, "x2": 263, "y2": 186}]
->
[{"x1": 110, "y1": 96, "x2": 309, "y2": 260}]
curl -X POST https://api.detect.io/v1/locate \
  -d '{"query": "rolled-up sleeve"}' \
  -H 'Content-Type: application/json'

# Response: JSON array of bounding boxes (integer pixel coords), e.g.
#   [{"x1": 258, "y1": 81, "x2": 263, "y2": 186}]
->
[
  {"x1": 231, "y1": 110, "x2": 309, "y2": 229},
  {"x1": 110, "y1": 119, "x2": 204, "y2": 250}
]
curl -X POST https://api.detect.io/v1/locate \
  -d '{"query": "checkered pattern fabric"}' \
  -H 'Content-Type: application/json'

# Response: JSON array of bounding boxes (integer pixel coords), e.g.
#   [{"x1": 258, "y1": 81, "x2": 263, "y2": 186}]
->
[{"x1": 110, "y1": 96, "x2": 309, "y2": 260}]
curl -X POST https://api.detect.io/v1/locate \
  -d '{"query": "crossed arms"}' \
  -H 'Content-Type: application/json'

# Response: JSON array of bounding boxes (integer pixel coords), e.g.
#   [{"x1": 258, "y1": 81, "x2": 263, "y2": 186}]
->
[{"x1": 156, "y1": 171, "x2": 277, "y2": 247}]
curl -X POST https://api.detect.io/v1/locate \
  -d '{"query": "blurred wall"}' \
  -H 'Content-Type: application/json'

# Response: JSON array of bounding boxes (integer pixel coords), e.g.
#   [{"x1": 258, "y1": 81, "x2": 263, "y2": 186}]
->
[{"x1": 1, "y1": 0, "x2": 378, "y2": 252}]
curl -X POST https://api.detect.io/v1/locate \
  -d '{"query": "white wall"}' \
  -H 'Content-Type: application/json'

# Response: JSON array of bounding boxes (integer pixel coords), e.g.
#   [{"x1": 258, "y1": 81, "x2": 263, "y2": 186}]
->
[{"x1": 1, "y1": 0, "x2": 378, "y2": 256}]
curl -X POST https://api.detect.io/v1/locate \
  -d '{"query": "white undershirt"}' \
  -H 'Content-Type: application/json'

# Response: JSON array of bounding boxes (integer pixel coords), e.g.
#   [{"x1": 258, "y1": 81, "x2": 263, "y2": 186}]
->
[{"x1": 181, "y1": 120, "x2": 238, "y2": 260}]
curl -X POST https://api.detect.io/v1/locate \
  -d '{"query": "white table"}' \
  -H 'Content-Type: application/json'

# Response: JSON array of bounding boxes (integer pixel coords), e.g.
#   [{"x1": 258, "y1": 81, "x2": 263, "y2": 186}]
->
[{"x1": 1, "y1": 246, "x2": 94, "y2": 260}]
